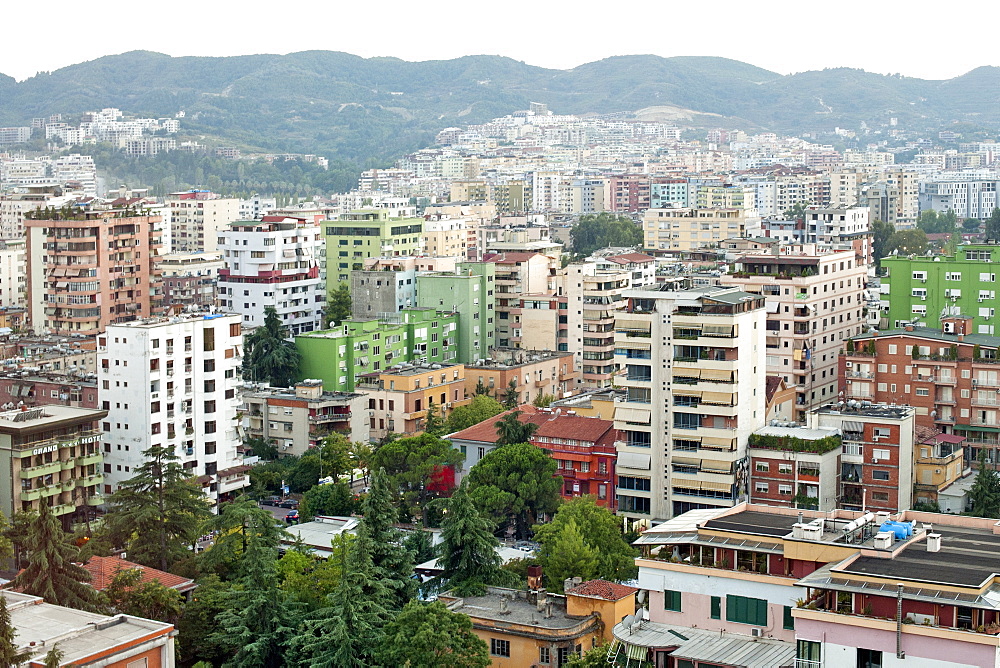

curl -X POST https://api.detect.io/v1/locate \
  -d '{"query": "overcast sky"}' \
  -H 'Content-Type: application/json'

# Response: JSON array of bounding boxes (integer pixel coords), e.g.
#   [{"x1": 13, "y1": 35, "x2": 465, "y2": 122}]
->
[{"x1": 3, "y1": 1, "x2": 996, "y2": 82}]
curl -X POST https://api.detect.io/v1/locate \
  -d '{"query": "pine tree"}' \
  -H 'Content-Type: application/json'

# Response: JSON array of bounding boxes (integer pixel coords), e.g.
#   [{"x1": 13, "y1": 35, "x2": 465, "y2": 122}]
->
[
  {"x1": 358, "y1": 469, "x2": 416, "y2": 608},
  {"x1": 970, "y1": 450, "x2": 1000, "y2": 518},
  {"x1": 422, "y1": 399, "x2": 446, "y2": 436},
  {"x1": 42, "y1": 644, "x2": 64, "y2": 668},
  {"x1": 494, "y1": 409, "x2": 539, "y2": 446},
  {"x1": 539, "y1": 518, "x2": 600, "y2": 592},
  {"x1": 289, "y1": 532, "x2": 390, "y2": 667},
  {"x1": 9, "y1": 503, "x2": 105, "y2": 612},
  {"x1": 210, "y1": 532, "x2": 298, "y2": 667},
  {"x1": 242, "y1": 306, "x2": 300, "y2": 387},
  {"x1": 200, "y1": 495, "x2": 290, "y2": 579},
  {"x1": 379, "y1": 600, "x2": 490, "y2": 667},
  {"x1": 438, "y1": 481, "x2": 514, "y2": 596},
  {"x1": 104, "y1": 444, "x2": 212, "y2": 571},
  {"x1": 501, "y1": 379, "x2": 520, "y2": 409},
  {"x1": 0, "y1": 595, "x2": 31, "y2": 666},
  {"x1": 324, "y1": 282, "x2": 352, "y2": 328}
]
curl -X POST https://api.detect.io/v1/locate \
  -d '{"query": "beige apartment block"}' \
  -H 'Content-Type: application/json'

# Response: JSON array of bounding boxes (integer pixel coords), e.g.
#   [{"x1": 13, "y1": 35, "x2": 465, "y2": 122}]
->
[{"x1": 643, "y1": 208, "x2": 760, "y2": 252}]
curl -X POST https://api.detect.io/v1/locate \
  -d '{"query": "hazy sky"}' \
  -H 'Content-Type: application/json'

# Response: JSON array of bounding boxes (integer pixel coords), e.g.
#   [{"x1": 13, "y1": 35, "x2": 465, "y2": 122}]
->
[{"x1": 3, "y1": 1, "x2": 996, "y2": 82}]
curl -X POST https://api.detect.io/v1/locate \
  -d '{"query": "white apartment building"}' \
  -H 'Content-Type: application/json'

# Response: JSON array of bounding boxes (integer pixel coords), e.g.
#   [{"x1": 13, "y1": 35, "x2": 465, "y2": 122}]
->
[
  {"x1": 719, "y1": 245, "x2": 867, "y2": 420},
  {"x1": 0, "y1": 239, "x2": 26, "y2": 308},
  {"x1": 613, "y1": 285, "x2": 766, "y2": 521},
  {"x1": 218, "y1": 217, "x2": 324, "y2": 336},
  {"x1": 803, "y1": 206, "x2": 870, "y2": 246},
  {"x1": 98, "y1": 313, "x2": 248, "y2": 506},
  {"x1": 167, "y1": 191, "x2": 241, "y2": 253}
]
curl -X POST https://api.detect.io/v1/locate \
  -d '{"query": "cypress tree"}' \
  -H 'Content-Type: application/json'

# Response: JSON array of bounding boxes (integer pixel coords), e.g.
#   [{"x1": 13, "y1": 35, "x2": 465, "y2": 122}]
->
[
  {"x1": 9, "y1": 503, "x2": 105, "y2": 612},
  {"x1": 438, "y1": 481, "x2": 514, "y2": 595},
  {"x1": 0, "y1": 595, "x2": 31, "y2": 666},
  {"x1": 358, "y1": 469, "x2": 416, "y2": 608}
]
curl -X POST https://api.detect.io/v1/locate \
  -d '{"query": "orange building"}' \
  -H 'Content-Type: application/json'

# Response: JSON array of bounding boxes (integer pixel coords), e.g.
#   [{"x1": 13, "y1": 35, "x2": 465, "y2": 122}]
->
[
  {"x1": 26, "y1": 210, "x2": 164, "y2": 334},
  {"x1": 358, "y1": 362, "x2": 470, "y2": 440}
]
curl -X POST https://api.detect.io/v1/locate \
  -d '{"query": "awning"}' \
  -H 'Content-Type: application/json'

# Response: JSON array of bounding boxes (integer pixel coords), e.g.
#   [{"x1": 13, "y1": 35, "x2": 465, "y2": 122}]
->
[
  {"x1": 701, "y1": 437, "x2": 734, "y2": 448},
  {"x1": 616, "y1": 407, "x2": 651, "y2": 424},
  {"x1": 671, "y1": 477, "x2": 700, "y2": 489},
  {"x1": 618, "y1": 452, "x2": 651, "y2": 470},
  {"x1": 625, "y1": 644, "x2": 647, "y2": 661},
  {"x1": 842, "y1": 421, "x2": 864, "y2": 432},
  {"x1": 619, "y1": 342, "x2": 651, "y2": 350},
  {"x1": 672, "y1": 457, "x2": 701, "y2": 466},
  {"x1": 701, "y1": 369, "x2": 734, "y2": 382},
  {"x1": 765, "y1": 301, "x2": 780, "y2": 313},
  {"x1": 701, "y1": 391, "x2": 733, "y2": 404},
  {"x1": 672, "y1": 389, "x2": 702, "y2": 398},
  {"x1": 700, "y1": 480, "x2": 733, "y2": 492},
  {"x1": 674, "y1": 369, "x2": 702, "y2": 379},
  {"x1": 703, "y1": 325, "x2": 735, "y2": 337},
  {"x1": 955, "y1": 424, "x2": 1000, "y2": 432},
  {"x1": 701, "y1": 460, "x2": 731, "y2": 473}
]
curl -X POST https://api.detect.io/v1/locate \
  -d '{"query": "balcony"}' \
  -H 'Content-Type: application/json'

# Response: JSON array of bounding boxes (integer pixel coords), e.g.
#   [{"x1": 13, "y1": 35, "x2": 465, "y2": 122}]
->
[
  {"x1": 972, "y1": 396, "x2": 1000, "y2": 407},
  {"x1": 21, "y1": 461, "x2": 62, "y2": 477},
  {"x1": 309, "y1": 412, "x2": 351, "y2": 422},
  {"x1": 845, "y1": 370, "x2": 875, "y2": 379}
]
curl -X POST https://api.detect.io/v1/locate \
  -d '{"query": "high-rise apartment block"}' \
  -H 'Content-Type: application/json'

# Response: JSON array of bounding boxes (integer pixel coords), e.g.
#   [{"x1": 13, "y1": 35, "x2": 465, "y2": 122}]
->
[
  {"x1": 416, "y1": 262, "x2": 496, "y2": 364},
  {"x1": 642, "y1": 208, "x2": 761, "y2": 252},
  {"x1": 613, "y1": 286, "x2": 766, "y2": 521},
  {"x1": 323, "y1": 207, "x2": 424, "y2": 286},
  {"x1": 99, "y1": 313, "x2": 247, "y2": 505},
  {"x1": 25, "y1": 210, "x2": 164, "y2": 334},
  {"x1": 218, "y1": 216, "x2": 324, "y2": 336},
  {"x1": 167, "y1": 190, "x2": 240, "y2": 253}
]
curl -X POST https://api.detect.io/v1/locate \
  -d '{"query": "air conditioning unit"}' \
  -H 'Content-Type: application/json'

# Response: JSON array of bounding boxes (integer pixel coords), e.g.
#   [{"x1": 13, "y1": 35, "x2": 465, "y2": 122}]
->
[
  {"x1": 921, "y1": 278, "x2": 927, "y2": 283},
  {"x1": 845, "y1": 362, "x2": 853, "y2": 369},
  {"x1": 920, "y1": 295, "x2": 926, "y2": 301},
  {"x1": 751, "y1": 628, "x2": 764, "y2": 638}
]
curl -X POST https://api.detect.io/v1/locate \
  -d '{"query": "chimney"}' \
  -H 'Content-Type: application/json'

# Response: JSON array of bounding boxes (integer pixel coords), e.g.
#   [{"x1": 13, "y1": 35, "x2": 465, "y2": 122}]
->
[
  {"x1": 544, "y1": 601, "x2": 553, "y2": 619},
  {"x1": 564, "y1": 577, "x2": 575, "y2": 593},
  {"x1": 499, "y1": 596, "x2": 510, "y2": 615},
  {"x1": 904, "y1": 324, "x2": 914, "y2": 332},
  {"x1": 527, "y1": 565, "x2": 543, "y2": 591},
  {"x1": 926, "y1": 533, "x2": 941, "y2": 552}
]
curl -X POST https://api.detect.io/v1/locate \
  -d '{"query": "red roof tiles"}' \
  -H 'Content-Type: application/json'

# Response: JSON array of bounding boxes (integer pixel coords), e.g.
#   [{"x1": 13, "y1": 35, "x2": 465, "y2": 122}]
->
[
  {"x1": 567, "y1": 579, "x2": 638, "y2": 601},
  {"x1": 82, "y1": 556, "x2": 197, "y2": 593}
]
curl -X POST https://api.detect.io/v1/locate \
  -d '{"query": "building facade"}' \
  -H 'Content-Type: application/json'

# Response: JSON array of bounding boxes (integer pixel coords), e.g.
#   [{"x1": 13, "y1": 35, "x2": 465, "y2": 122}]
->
[
  {"x1": 167, "y1": 190, "x2": 240, "y2": 253},
  {"x1": 323, "y1": 207, "x2": 424, "y2": 286},
  {"x1": 416, "y1": 261, "x2": 496, "y2": 364}
]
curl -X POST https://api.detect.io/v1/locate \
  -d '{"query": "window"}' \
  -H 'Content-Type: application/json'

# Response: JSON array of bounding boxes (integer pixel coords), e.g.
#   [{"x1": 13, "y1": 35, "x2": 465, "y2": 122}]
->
[
  {"x1": 857, "y1": 648, "x2": 882, "y2": 668},
  {"x1": 873, "y1": 448, "x2": 890, "y2": 460},
  {"x1": 872, "y1": 470, "x2": 890, "y2": 481},
  {"x1": 756, "y1": 462, "x2": 769, "y2": 472},
  {"x1": 783, "y1": 605, "x2": 795, "y2": 630},
  {"x1": 755, "y1": 482, "x2": 769, "y2": 493},
  {"x1": 618, "y1": 476, "x2": 651, "y2": 491},
  {"x1": 710, "y1": 596, "x2": 721, "y2": 619},
  {"x1": 915, "y1": 388, "x2": 929, "y2": 396},
  {"x1": 725, "y1": 595, "x2": 767, "y2": 626},
  {"x1": 203, "y1": 327, "x2": 215, "y2": 352},
  {"x1": 539, "y1": 647, "x2": 550, "y2": 664},
  {"x1": 778, "y1": 463, "x2": 792, "y2": 474},
  {"x1": 490, "y1": 639, "x2": 510, "y2": 658},
  {"x1": 797, "y1": 640, "x2": 821, "y2": 664},
  {"x1": 778, "y1": 484, "x2": 792, "y2": 496},
  {"x1": 663, "y1": 589, "x2": 682, "y2": 611}
]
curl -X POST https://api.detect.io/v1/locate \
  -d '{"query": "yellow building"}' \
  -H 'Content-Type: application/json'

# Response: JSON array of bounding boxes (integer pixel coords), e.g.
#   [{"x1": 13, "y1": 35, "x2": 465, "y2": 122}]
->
[
  {"x1": 441, "y1": 579, "x2": 636, "y2": 666},
  {"x1": 357, "y1": 362, "x2": 470, "y2": 440},
  {"x1": 914, "y1": 430, "x2": 966, "y2": 505},
  {"x1": 642, "y1": 207, "x2": 759, "y2": 252}
]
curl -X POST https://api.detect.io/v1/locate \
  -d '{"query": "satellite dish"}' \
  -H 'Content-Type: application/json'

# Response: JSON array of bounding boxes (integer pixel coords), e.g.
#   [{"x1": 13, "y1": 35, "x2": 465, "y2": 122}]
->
[{"x1": 621, "y1": 614, "x2": 635, "y2": 628}]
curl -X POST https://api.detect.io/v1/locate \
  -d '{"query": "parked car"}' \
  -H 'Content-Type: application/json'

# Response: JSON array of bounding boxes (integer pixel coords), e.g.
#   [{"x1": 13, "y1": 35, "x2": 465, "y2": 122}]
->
[
  {"x1": 260, "y1": 495, "x2": 282, "y2": 506},
  {"x1": 284, "y1": 510, "x2": 300, "y2": 524},
  {"x1": 277, "y1": 498, "x2": 299, "y2": 509}
]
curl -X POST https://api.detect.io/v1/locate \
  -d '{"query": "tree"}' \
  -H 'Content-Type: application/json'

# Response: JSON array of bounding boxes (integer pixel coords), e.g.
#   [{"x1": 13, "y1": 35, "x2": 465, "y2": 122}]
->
[
  {"x1": 404, "y1": 528, "x2": 436, "y2": 565},
  {"x1": 969, "y1": 451, "x2": 1000, "y2": 518},
  {"x1": 423, "y1": 399, "x2": 447, "y2": 436},
  {"x1": 564, "y1": 643, "x2": 612, "y2": 667},
  {"x1": 472, "y1": 379, "x2": 492, "y2": 397},
  {"x1": 538, "y1": 519, "x2": 599, "y2": 592},
  {"x1": 242, "y1": 306, "x2": 300, "y2": 387},
  {"x1": 358, "y1": 469, "x2": 417, "y2": 607},
  {"x1": 917, "y1": 209, "x2": 955, "y2": 234},
  {"x1": 534, "y1": 496, "x2": 637, "y2": 588},
  {"x1": 494, "y1": 410, "x2": 539, "y2": 447},
  {"x1": 446, "y1": 394, "x2": 504, "y2": 433},
  {"x1": 9, "y1": 503, "x2": 105, "y2": 612},
  {"x1": 569, "y1": 213, "x2": 643, "y2": 257},
  {"x1": 104, "y1": 567, "x2": 184, "y2": 624},
  {"x1": 986, "y1": 208, "x2": 1000, "y2": 241},
  {"x1": 210, "y1": 532, "x2": 298, "y2": 667},
  {"x1": 963, "y1": 217, "x2": 981, "y2": 232},
  {"x1": 501, "y1": 378, "x2": 520, "y2": 409},
  {"x1": 871, "y1": 219, "x2": 896, "y2": 271},
  {"x1": 288, "y1": 533, "x2": 390, "y2": 667},
  {"x1": 369, "y1": 434, "x2": 463, "y2": 524},
  {"x1": 438, "y1": 482, "x2": 515, "y2": 595},
  {"x1": 200, "y1": 496, "x2": 290, "y2": 579},
  {"x1": 0, "y1": 595, "x2": 31, "y2": 666},
  {"x1": 892, "y1": 228, "x2": 929, "y2": 256},
  {"x1": 325, "y1": 281, "x2": 352, "y2": 328},
  {"x1": 379, "y1": 600, "x2": 490, "y2": 667},
  {"x1": 783, "y1": 202, "x2": 809, "y2": 220},
  {"x1": 104, "y1": 444, "x2": 212, "y2": 571},
  {"x1": 243, "y1": 436, "x2": 278, "y2": 460},
  {"x1": 301, "y1": 481, "x2": 357, "y2": 520},
  {"x1": 533, "y1": 393, "x2": 556, "y2": 408},
  {"x1": 42, "y1": 644, "x2": 64, "y2": 668},
  {"x1": 944, "y1": 231, "x2": 962, "y2": 256},
  {"x1": 467, "y1": 442, "x2": 562, "y2": 538},
  {"x1": 176, "y1": 575, "x2": 232, "y2": 666},
  {"x1": 277, "y1": 542, "x2": 348, "y2": 611}
]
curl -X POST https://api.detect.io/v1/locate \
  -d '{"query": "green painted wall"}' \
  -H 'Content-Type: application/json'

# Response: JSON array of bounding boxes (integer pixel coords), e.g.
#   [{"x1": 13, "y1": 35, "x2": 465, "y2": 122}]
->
[
  {"x1": 882, "y1": 245, "x2": 1000, "y2": 333},
  {"x1": 416, "y1": 262, "x2": 496, "y2": 364},
  {"x1": 323, "y1": 210, "x2": 424, "y2": 289},
  {"x1": 296, "y1": 308, "x2": 458, "y2": 392}
]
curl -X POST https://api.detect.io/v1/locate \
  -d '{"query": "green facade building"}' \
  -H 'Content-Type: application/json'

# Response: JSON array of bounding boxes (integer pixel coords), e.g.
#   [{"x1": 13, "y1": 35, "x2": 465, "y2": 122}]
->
[
  {"x1": 296, "y1": 308, "x2": 459, "y2": 392},
  {"x1": 416, "y1": 262, "x2": 496, "y2": 364},
  {"x1": 882, "y1": 244, "x2": 1000, "y2": 333},
  {"x1": 323, "y1": 209, "x2": 424, "y2": 288}
]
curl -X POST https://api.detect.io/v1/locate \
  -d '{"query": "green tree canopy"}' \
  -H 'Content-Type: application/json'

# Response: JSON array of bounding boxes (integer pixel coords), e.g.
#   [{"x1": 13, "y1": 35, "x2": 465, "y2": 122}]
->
[
  {"x1": 494, "y1": 410, "x2": 539, "y2": 447},
  {"x1": 501, "y1": 378, "x2": 520, "y2": 409},
  {"x1": 537, "y1": 518, "x2": 599, "y2": 592},
  {"x1": 466, "y1": 442, "x2": 562, "y2": 539},
  {"x1": 10, "y1": 503, "x2": 105, "y2": 612},
  {"x1": 379, "y1": 600, "x2": 490, "y2": 667},
  {"x1": 438, "y1": 482, "x2": 515, "y2": 596},
  {"x1": 422, "y1": 399, "x2": 447, "y2": 437},
  {"x1": 986, "y1": 208, "x2": 1000, "y2": 241},
  {"x1": 300, "y1": 481, "x2": 357, "y2": 520},
  {"x1": 0, "y1": 595, "x2": 31, "y2": 666},
  {"x1": 200, "y1": 496, "x2": 290, "y2": 579},
  {"x1": 104, "y1": 444, "x2": 212, "y2": 571},
  {"x1": 176, "y1": 575, "x2": 232, "y2": 666},
  {"x1": 104, "y1": 567, "x2": 184, "y2": 624},
  {"x1": 969, "y1": 451, "x2": 1000, "y2": 518},
  {"x1": 892, "y1": 228, "x2": 929, "y2": 256},
  {"x1": 871, "y1": 219, "x2": 896, "y2": 271},
  {"x1": 277, "y1": 542, "x2": 348, "y2": 611},
  {"x1": 917, "y1": 209, "x2": 957, "y2": 234},
  {"x1": 534, "y1": 497, "x2": 638, "y2": 590},
  {"x1": 325, "y1": 281, "x2": 352, "y2": 328},
  {"x1": 446, "y1": 394, "x2": 504, "y2": 433},
  {"x1": 242, "y1": 306, "x2": 300, "y2": 387},
  {"x1": 358, "y1": 469, "x2": 417, "y2": 607},
  {"x1": 570, "y1": 212, "x2": 643, "y2": 257},
  {"x1": 369, "y1": 434, "x2": 463, "y2": 524}
]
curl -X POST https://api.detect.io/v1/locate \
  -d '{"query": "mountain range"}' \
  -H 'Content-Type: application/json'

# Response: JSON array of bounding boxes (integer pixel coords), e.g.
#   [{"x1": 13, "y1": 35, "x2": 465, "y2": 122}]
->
[{"x1": 1, "y1": 51, "x2": 998, "y2": 166}]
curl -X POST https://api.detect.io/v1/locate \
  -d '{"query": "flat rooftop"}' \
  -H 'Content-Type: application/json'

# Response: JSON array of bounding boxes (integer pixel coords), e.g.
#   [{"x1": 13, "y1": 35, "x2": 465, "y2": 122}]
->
[
  {"x1": 447, "y1": 589, "x2": 589, "y2": 631},
  {"x1": 0, "y1": 404, "x2": 106, "y2": 431}
]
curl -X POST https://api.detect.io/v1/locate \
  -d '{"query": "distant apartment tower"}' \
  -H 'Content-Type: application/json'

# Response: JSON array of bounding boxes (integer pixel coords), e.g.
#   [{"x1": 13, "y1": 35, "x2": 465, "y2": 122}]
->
[
  {"x1": 25, "y1": 210, "x2": 164, "y2": 334},
  {"x1": 218, "y1": 216, "x2": 324, "y2": 336},
  {"x1": 0, "y1": 239, "x2": 26, "y2": 307},
  {"x1": 99, "y1": 313, "x2": 248, "y2": 505},
  {"x1": 167, "y1": 190, "x2": 240, "y2": 253},
  {"x1": 323, "y1": 207, "x2": 425, "y2": 287},
  {"x1": 613, "y1": 286, "x2": 766, "y2": 520}
]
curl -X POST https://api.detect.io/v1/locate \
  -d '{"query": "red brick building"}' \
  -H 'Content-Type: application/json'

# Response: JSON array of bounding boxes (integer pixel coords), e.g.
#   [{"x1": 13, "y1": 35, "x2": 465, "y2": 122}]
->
[{"x1": 447, "y1": 406, "x2": 619, "y2": 509}]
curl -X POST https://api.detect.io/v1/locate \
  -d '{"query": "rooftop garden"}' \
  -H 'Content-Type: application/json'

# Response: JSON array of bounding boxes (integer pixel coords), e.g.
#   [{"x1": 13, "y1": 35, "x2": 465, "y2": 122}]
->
[{"x1": 748, "y1": 432, "x2": 842, "y2": 454}]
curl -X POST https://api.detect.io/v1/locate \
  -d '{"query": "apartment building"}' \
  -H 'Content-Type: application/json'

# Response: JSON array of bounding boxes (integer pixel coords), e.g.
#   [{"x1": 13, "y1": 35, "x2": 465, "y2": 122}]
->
[
  {"x1": 490, "y1": 251, "x2": 558, "y2": 347},
  {"x1": 159, "y1": 251, "x2": 224, "y2": 309},
  {"x1": 323, "y1": 207, "x2": 424, "y2": 286},
  {"x1": 589, "y1": 252, "x2": 657, "y2": 288},
  {"x1": 0, "y1": 371, "x2": 98, "y2": 410},
  {"x1": 841, "y1": 315, "x2": 1000, "y2": 465},
  {"x1": 25, "y1": 210, "x2": 164, "y2": 334},
  {"x1": 0, "y1": 404, "x2": 105, "y2": 523},
  {"x1": 422, "y1": 215, "x2": 473, "y2": 257},
  {"x1": 167, "y1": 190, "x2": 240, "y2": 253},
  {"x1": 218, "y1": 216, "x2": 324, "y2": 336},
  {"x1": 607, "y1": 175, "x2": 651, "y2": 213},
  {"x1": 642, "y1": 207, "x2": 761, "y2": 252},
  {"x1": 579, "y1": 264, "x2": 629, "y2": 387},
  {"x1": 295, "y1": 309, "x2": 459, "y2": 392},
  {"x1": 464, "y1": 349, "x2": 579, "y2": 407},
  {"x1": 0, "y1": 238, "x2": 25, "y2": 307},
  {"x1": 881, "y1": 244, "x2": 1000, "y2": 333},
  {"x1": 613, "y1": 285, "x2": 766, "y2": 521},
  {"x1": 920, "y1": 176, "x2": 1000, "y2": 220},
  {"x1": 99, "y1": 313, "x2": 247, "y2": 505},
  {"x1": 415, "y1": 261, "x2": 495, "y2": 364},
  {"x1": 357, "y1": 362, "x2": 466, "y2": 440},
  {"x1": 242, "y1": 380, "x2": 368, "y2": 457},
  {"x1": 719, "y1": 245, "x2": 867, "y2": 419}
]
